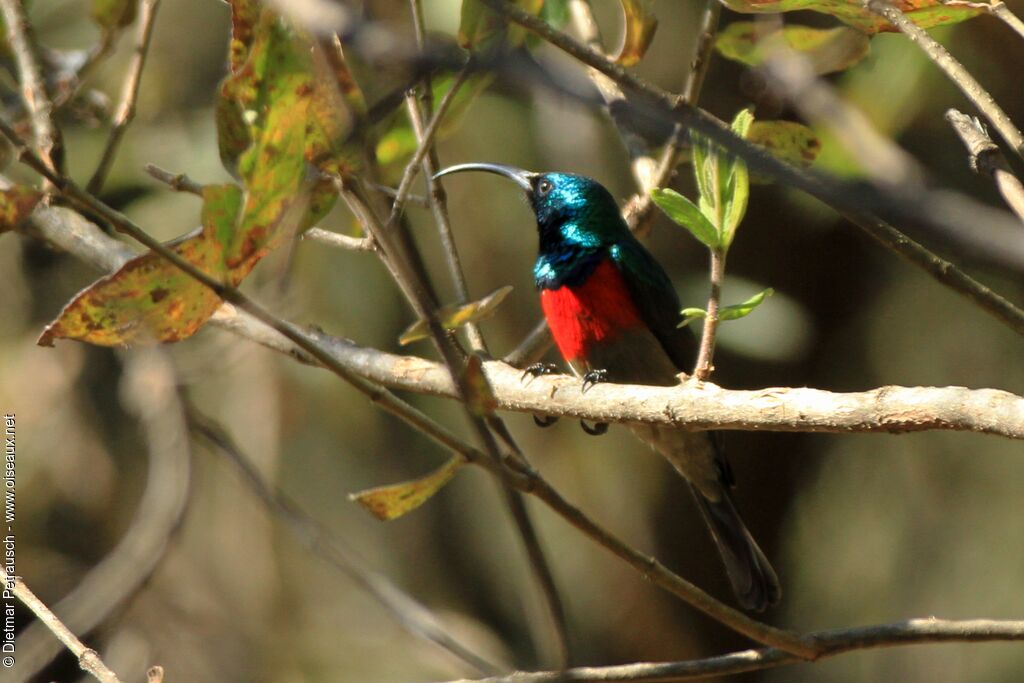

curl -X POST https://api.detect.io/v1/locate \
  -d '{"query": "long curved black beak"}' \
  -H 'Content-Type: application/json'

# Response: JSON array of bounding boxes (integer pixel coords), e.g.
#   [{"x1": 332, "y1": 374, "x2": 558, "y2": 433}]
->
[{"x1": 433, "y1": 163, "x2": 536, "y2": 192}]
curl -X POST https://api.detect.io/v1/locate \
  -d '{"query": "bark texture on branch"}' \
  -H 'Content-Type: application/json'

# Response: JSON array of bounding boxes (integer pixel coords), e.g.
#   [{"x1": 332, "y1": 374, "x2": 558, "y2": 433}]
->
[{"x1": 23, "y1": 202, "x2": 1024, "y2": 441}]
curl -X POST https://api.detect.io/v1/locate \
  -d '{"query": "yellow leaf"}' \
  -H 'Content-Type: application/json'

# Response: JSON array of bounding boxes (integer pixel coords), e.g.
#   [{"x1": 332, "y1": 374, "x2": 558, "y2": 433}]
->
[
  {"x1": 614, "y1": 0, "x2": 657, "y2": 66},
  {"x1": 350, "y1": 455, "x2": 466, "y2": 521},
  {"x1": 399, "y1": 285, "x2": 513, "y2": 345}
]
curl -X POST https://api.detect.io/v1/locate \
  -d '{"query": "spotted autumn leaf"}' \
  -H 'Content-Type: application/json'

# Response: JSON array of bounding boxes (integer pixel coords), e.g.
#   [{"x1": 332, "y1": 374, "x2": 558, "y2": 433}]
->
[
  {"x1": 38, "y1": 185, "x2": 242, "y2": 347},
  {"x1": 717, "y1": 0, "x2": 982, "y2": 34},
  {"x1": 614, "y1": 0, "x2": 658, "y2": 66},
  {"x1": 0, "y1": 185, "x2": 42, "y2": 233},
  {"x1": 748, "y1": 120, "x2": 822, "y2": 171},
  {"x1": 350, "y1": 455, "x2": 466, "y2": 521},
  {"x1": 715, "y1": 22, "x2": 870, "y2": 74},
  {"x1": 399, "y1": 285, "x2": 514, "y2": 345}
]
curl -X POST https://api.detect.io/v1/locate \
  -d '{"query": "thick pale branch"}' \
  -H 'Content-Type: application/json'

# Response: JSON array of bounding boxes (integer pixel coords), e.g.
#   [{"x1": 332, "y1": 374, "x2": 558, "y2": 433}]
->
[
  {"x1": 226, "y1": 324, "x2": 1024, "y2": 440},
  {"x1": 19, "y1": 203, "x2": 1024, "y2": 441},
  {"x1": 446, "y1": 618, "x2": 1024, "y2": 682}
]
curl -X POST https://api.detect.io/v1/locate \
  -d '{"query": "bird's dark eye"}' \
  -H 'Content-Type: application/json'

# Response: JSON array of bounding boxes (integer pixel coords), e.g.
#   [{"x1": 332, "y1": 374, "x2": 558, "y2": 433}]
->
[{"x1": 536, "y1": 179, "x2": 553, "y2": 196}]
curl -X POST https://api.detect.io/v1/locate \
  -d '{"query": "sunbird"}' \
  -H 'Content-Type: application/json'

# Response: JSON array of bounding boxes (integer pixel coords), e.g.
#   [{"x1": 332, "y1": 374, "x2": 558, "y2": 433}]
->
[{"x1": 436, "y1": 163, "x2": 781, "y2": 611}]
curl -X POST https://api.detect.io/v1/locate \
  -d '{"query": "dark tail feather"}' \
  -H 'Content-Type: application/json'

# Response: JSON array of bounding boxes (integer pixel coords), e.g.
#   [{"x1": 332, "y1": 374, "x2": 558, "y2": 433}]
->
[{"x1": 689, "y1": 484, "x2": 781, "y2": 612}]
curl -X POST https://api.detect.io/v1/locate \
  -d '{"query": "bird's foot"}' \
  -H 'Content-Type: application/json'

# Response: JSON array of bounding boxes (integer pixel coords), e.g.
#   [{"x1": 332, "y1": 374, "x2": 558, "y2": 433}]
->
[
  {"x1": 521, "y1": 362, "x2": 560, "y2": 382},
  {"x1": 581, "y1": 368, "x2": 609, "y2": 393},
  {"x1": 580, "y1": 420, "x2": 608, "y2": 436},
  {"x1": 533, "y1": 414, "x2": 559, "y2": 428}
]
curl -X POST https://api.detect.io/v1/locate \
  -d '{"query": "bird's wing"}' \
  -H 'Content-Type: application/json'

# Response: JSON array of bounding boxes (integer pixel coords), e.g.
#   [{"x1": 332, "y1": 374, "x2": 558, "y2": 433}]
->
[{"x1": 613, "y1": 239, "x2": 696, "y2": 373}]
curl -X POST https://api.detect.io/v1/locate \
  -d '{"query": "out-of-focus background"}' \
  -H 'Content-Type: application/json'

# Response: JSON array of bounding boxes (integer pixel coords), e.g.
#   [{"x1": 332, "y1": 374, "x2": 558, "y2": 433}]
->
[{"x1": 3, "y1": 1, "x2": 1024, "y2": 681}]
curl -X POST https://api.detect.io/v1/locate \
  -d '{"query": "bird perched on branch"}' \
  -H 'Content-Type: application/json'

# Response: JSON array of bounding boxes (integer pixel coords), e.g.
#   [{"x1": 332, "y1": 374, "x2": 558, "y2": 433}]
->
[{"x1": 436, "y1": 163, "x2": 781, "y2": 611}]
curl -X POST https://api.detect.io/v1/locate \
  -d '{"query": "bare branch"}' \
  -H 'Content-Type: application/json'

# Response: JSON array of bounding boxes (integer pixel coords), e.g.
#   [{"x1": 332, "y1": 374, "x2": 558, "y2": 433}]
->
[
  {"x1": 87, "y1": 0, "x2": 162, "y2": 194},
  {"x1": 445, "y1": 618, "x2": 1024, "y2": 682},
  {"x1": 866, "y1": 0, "x2": 1024, "y2": 160},
  {"x1": 144, "y1": 163, "x2": 203, "y2": 195},
  {"x1": 303, "y1": 226, "x2": 377, "y2": 251},
  {"x1": 0, "y1": 566, "x2": 123, "y2": 683},
  {"x1": 946, "y1": 109, "x2": 1024, "y2": 223},
  {"x1": 0, "y1": 0, "x2": 62, "y2": 173}
]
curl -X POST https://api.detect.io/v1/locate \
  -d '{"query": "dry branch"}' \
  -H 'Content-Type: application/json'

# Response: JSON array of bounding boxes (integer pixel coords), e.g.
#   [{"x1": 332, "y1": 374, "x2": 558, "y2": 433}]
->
[
  {"x1": 0, "y1": 567, "x2": 123, "y2": 683},
  {"x1": 444, "y1": 618, "x2": 1024, "y2": 682}
]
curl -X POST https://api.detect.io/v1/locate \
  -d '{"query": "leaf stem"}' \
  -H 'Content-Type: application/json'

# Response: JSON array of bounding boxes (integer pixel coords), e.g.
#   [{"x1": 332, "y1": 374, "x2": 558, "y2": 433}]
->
[{"x1": 694, "y1": 248, "x2": 725, "y2": 380}]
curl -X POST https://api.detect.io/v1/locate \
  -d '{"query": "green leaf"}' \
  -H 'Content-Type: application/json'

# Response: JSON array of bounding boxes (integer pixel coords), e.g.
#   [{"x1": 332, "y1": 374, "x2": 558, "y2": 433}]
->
[
  {"x1": 0, "y1": 185, "x2": 42, "y2": 233},
  {"x1": 459, "y1": 0, "x2": 543, "y2": 51},
  {"x1": 717, "y1": 0, "x2": 981, "y2": 34},
  {"x1": 747, "y1": 120, "x2": 821, "y2": 174},
  {"x1": 676, "y1": 289, "x2": 774, "y2": 328},
  {"x1": 399, "y1": 285, "x2": 513, "y2": 345},
  {"x1": 614, "y1": 0, "x2": 658, "y2": 66},
  {"x1": 720, "y1": 287, "x2": 774, "y2": 320},
  {"x1": 90, "y1": 0, "x2": 136, "y2": 34},
  {"x1": 350, "y1": 455, "x2": 466, "y2": 521},
  {"x1": 721, "y1": 108, "x2": 752, "y2": 246},
  {"x1": 650, "y1": 188, "x2": 720, "y2": 249},
  {"x1": 715, "y1": 23, "x2": 870, "y2": 74}
]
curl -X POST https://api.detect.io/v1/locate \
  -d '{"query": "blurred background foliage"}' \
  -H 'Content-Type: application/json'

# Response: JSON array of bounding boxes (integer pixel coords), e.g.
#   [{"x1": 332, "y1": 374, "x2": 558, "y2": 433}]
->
[{"x1": 2, "y1": 0, "x2": 1024, "y2": 681}]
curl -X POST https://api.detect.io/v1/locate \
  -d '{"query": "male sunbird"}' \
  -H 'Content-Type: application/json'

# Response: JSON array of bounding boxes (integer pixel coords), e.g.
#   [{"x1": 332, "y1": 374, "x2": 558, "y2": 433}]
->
[{"x1": 436, "y1": 163, "x2": 781, "y2": 611}]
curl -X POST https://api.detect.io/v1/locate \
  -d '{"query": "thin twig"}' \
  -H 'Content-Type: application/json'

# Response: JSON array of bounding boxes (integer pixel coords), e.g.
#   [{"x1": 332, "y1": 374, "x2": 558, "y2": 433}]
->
[
  {"x1": 303, "y1": 226, "x2": 377, "y2": 251},
  {"x1": 407, "y1": 1, "x2": 567, "y2": 666},
  {"x1": 144, "y1": 163, "x2": 203, "y2": 195},
  {"x1": 0, "y1": 0, "x2": 62, "y2": 174},
  {"x1": 939, "y1": 0, "x2": 1024, "y2": 41},
  {"x1": 88, "y1": 0, "x2": 162, "y2": 194},
  {"x1": 480, "y1": 0, "x2": 1024, "y2": 337},
  {"x1": 14, "y1": 348, "x2": 192, "y2": 679},
  {"x1": 445, "y1": 618, "x2": 1024, "y2": 682},
  {"x1": 946, "y1": 108, "x2": 1024, "y2": 223},
  {"x1": 865, "y1": 0, "x2": 1024, "y2": 160},
  {"x1": 187, "y1": 405, "x2": 507, "y2": 677},
  {"x1": 693, "y1": 248, "x2": 724, "y2": 380},
  {"x1": 0, "y1": 566, "x2": 124, "y2": 683},
  {"x1": 624, "y1": 0, "x2": 721, "y2": 233}
]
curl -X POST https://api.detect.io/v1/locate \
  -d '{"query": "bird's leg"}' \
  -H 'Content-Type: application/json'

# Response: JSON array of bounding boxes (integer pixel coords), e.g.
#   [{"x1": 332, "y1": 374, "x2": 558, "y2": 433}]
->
[
  {"x1": 581, "y1": 368, "x2": 609, "y2": 393},
  {"x1": 521, "y1": 362, "x2": 560, "y2": 381},
  {"x1": 521, "y1": 362, "x2": 560, "y2": 427},
  {"x1": 580, "y1": 368, "x2": 609, "y2": 435}
]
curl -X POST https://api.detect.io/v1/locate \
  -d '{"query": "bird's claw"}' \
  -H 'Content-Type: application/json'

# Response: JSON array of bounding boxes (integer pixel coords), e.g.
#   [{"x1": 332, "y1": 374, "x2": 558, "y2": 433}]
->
[
  {"x1": 580, "y1": 420, "x2": 608, "y2": 436},
  {"x1": 521, "y1": 362, "x2": 559, "y2": 381},
  {"x1": 533, "y1": 414, "x2": 559, "y2": 428},
  {"x1": 581, "y1": 369, "x2": 609, "y2": 393}
]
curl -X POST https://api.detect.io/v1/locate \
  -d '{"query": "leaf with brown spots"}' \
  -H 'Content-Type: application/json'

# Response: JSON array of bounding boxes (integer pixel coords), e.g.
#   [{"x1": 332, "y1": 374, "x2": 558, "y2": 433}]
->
[
  {"x1": 350, "y1": 455, "x2": 466, "y2": 521},
  {"x1": 0, "y1": 186, "x2": 42, "y2": 233},
  {"x1": 38, "y1": 185, "x2": 242, "y2": 347},
  {"x1": 748, "y1": 120, "x2": 821, "y2": 178},
  {"x1": 718, "y1": 0, "x2": 982, "y2": 33}
]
